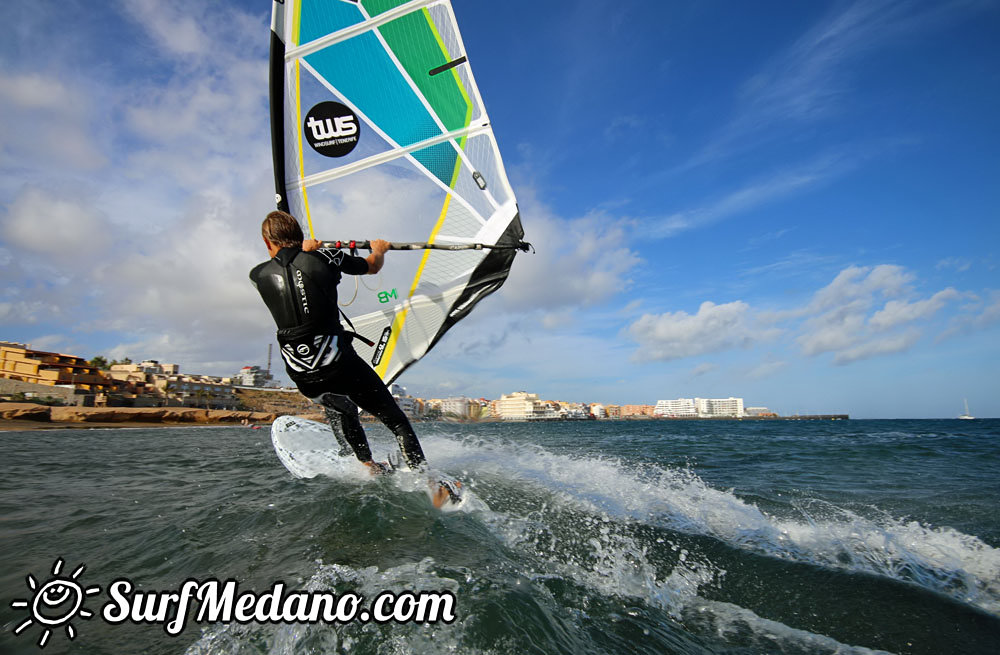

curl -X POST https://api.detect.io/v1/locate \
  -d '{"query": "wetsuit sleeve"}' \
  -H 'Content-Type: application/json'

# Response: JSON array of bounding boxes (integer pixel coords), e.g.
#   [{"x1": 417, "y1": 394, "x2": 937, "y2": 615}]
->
[
  {"x1": 248, "y1": 261, "x2": 266, "y2": 289},
  {"x1": 341, "y1": 254, "x2": 370, "y2": 276},
  {"x1": 312, "y1": 248, "x2": 369, "y2": 275}
]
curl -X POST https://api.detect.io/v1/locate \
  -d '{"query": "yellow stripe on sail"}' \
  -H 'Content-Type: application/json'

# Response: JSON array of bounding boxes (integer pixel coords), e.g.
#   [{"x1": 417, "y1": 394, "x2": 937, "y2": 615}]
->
[
  {"x1": 293, "y1": 59, "x2": 314, "y2": 238},
  {"x1": 288, "y1": 1, "x2": 314, "y2": 236},
  {"x1": 375, "y1": 189, "x2": 457, "y2": 379},
  {"x1": 292, "y1": 0, "x2": 302, "y2": 46},
  {"x1": 374, "y1": 10, "x2": 474, "y2": 379},
  {"x1": 424, "y1": 7, "x2": 474, "y2": 126}
]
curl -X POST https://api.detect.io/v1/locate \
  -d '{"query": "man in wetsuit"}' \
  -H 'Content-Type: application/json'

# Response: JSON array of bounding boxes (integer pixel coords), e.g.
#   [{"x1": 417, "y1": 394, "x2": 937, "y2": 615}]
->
[{"x1": 249, "y1": 210, "x2": 429, "y2": 477}]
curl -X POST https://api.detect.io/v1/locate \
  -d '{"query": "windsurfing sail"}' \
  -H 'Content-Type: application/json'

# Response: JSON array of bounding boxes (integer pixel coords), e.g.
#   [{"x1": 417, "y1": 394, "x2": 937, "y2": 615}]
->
[{"x1": 269, "y1": 0, "x2": 526, "y2": 384}]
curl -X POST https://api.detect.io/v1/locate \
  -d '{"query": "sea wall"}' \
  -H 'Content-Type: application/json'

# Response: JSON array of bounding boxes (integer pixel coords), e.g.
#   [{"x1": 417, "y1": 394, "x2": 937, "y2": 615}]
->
[
  {"x1": 0, "y1": 378, "x2": 89, "y2": 405},
  {"x1": 0, "y1": 402, "x2": 278, "y2": 425}
]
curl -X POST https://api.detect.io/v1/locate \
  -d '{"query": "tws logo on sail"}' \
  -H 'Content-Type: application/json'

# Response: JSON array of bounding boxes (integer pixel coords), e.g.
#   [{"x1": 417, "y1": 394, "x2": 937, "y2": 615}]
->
[{"x1": 304, "y1": 102, "x2": 360, "y2": 157}]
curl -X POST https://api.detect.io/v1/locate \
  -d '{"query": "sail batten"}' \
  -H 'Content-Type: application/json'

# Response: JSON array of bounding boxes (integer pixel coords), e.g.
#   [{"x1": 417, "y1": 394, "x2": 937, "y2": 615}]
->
[
  {"x1": 286, "y1": 0, "x2": 437, "y2": 60},
  {"x1": 270, "y1": 0, "x2": 524, "y2": 384}
]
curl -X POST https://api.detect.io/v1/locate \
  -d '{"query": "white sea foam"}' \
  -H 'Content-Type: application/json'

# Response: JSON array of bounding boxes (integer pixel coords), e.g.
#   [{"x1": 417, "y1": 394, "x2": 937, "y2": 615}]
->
[
  {"x1": 470, "y1": 473, "x2": 892, "y2": 655},
  {"x1": 185, "y1": 558, "x2": 483, "y2": 655},
  {"x1": 263, "y1": 421, "x2": 998, "y2": 652},
  {"x1": 418, "y1": 430, "x2": 1000, "y2": 617}
]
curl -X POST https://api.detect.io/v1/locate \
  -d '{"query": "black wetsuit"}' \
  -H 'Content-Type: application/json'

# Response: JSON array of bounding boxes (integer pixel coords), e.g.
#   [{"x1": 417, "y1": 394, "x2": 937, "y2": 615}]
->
[{"x1": 249, "y1": 246, "x2": 426, "y2": 469}]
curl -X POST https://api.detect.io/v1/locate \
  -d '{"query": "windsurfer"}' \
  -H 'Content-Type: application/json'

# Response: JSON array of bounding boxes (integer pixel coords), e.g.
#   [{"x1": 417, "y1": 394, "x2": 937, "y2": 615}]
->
[{"x1": 249, "y1": 210, "x2": 429, "y2": 478}]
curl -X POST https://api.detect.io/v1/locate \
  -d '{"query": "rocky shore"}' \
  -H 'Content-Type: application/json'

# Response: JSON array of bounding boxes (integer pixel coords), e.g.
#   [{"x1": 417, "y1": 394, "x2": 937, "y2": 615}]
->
[{"x1": 0, "y1": 402, "x2": 284, "y2": 430}]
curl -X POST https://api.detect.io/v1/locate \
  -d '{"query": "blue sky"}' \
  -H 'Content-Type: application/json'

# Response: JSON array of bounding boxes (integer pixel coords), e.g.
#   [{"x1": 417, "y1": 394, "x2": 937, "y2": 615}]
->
[{"x1": 1, "y1": 0, "x2": 997, "y2": 418}]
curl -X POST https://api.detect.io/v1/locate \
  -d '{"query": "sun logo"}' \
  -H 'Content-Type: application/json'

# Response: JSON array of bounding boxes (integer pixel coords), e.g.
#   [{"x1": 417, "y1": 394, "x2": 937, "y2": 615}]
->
[{"x1": 10, "y1": 558, "x2": 101, "y2": 648}]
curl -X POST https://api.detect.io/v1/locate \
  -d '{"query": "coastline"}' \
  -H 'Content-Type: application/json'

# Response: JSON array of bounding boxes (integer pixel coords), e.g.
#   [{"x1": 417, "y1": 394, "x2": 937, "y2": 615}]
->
[{"x1": 0, "y1": 402, "x2": 288, "y2": 432}]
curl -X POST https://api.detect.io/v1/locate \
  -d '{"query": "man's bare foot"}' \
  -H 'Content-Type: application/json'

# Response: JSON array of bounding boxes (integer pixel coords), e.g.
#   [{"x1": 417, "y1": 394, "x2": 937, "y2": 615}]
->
[
  {"x1": 363, "y1": 460, "x2": 392, "y2": 476},
  {"x1": 429, "y1": 479, "x2": 463, "y2": 508}
]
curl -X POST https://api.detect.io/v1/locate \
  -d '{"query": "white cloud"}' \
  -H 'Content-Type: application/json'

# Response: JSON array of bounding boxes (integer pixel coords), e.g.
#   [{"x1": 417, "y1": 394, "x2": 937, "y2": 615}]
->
[
  {"x1": 651, "y1": 150, "x2": 865, "y2": 239},
  {"x1": 627, "y1": 264, "x2": 971, "y2": 366},
  {"x1": 833, "y1": 330, "x2": 921, "y2": 365},
  {"x1": 1, "y1": 186, "x2": 112, "y2": 257},
  {"x1": 936, "y1": 256, "x2": 972, "y2": 272},
  {"x1": 939, "y1": 289, "x2": 1000, "y2": 340},
  {"x1": 119, "y1": 0, "x2": 213, "y2": 58},
  {"x1": 0, "y1": 72, "x2": 76, "y2": 110},
  {"x1": 0, "y1": 300, "x2": 49, "y2": 325},
  {"x1": 869, "y1": 288, "x2": 961, "y2": 331},
  {"x1": 627, "y1": 300, "x2": 780, "y2": 362},
  {"x1": 541, "y1": 312, "x2": 574, "y2": 329},
  {"x1": 118, "y1": 0, "x2": 261, "y2": 61},
  {"x1": 794, "y1": 267, "x2": 961, "y2": 362},
  {"x1": 746, "y1": 358, "x2": 788, "y2": 379},
  {"x1": 741, "y1": 249, "x2": 842, "y2": 279},
  {"x1": 497, "y1": 188, "x2": 641, "y2": 313},
  {"x1": 808, "y1": 264, "x2": 913, "y2": 313},
  {"x1": 797, "y1": 311, "x2": 867, "y2": 357},
  {"x1": 689, "y1": 363, "x2": 717, "y2": 377},
  {"x1": 0, "y1": 71, "x2": 108, "y2": 171}
]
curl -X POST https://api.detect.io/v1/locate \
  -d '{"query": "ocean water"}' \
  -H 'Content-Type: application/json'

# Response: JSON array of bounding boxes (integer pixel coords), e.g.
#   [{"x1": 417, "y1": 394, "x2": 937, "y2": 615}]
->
[{"x1": 1, "y1": 419, "x2": 998, "y2": 655}]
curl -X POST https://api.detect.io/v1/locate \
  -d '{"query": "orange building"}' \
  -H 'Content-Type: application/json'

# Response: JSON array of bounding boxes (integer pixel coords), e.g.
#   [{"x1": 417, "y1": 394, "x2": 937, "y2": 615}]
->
[
  {"x1": 620, "y1": 404, "x2": 656, "y2": 417},
  {"x1": 0, "y1": 342, "x2": 117, "y2": 392}
]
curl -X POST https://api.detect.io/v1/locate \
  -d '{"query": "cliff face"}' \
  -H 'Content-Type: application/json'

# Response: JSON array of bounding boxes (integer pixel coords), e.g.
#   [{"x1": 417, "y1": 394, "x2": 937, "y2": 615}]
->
[
  {"x1": 0, "y1": 403, "x2": 51, "y2": 421},
  {"x1": 234, "y1": 388, "x2": 316, "y2": 415},
  {"x1": 0, "y1": 403, "x2": 277, "y2": 425}
]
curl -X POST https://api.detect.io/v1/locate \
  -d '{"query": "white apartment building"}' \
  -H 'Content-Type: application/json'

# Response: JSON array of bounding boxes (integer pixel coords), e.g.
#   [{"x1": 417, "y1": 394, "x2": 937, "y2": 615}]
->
[
  {"x1": 496, "y1": 391, "x2": 546, "y2": 420},
  {"x1": 655, "y1": 398, "x2": 697, "y2": 417},
  {"x1": 655, "y1": 397, "x2": 745, "y2": 418},
  {"x1": 233, "y1": 365, "x2": 273, "y2": 387},
  {"x1": 698, "y1": 397, "x2": 744, "y2": 417},
  {"x1": 394, "y1": 395, "x2": 421, "y2": 419},
  {"x1": 155, "y1": 374, "x2": 237, "y2": 409},
  {"x1": 390, "y1": 384, "x2": 422, "y2": 419},
  {"x1": 559, "y1": 403, "x2": 588, "y2": 419},
  {"x1": 441, "y1": 396, "x2": 476, "y2": 419}
]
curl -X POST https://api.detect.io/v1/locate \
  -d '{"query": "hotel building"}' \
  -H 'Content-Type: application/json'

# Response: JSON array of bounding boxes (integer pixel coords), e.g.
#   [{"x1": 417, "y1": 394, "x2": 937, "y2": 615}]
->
[{"x1": 655, "y1": 397, "x2": 745, "y2": 418}]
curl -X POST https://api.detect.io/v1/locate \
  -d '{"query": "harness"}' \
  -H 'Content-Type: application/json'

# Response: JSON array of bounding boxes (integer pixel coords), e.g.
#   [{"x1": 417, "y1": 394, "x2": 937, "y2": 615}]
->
[{"x1": 273, "y1": 253, "x2": 374, "y2": 384}]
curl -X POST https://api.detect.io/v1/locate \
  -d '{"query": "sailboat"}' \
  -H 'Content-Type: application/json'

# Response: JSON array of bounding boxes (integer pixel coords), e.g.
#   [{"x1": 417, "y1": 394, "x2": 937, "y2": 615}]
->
[{"x1": 958, "y1": 399, "x2": 974, "y2": 420}]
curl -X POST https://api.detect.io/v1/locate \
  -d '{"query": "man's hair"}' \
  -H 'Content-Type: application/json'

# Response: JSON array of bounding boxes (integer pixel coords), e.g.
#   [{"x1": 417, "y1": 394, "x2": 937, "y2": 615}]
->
[{"x1": 262, "y1": 210, "x2": 305, "y2": 248}]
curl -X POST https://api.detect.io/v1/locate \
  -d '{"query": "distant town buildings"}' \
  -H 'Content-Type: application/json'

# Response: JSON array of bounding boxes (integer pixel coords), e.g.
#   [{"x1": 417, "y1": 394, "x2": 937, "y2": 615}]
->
[
  {"x1": 655, "y1": 397, "x2": 745, "y2": 418},
  {"x1": 621, "y1": 404, "x2": 656, "y2": 417},
  {"x1": 390, "y1": 384, "x2": 423, "y2": 420},
  {"x1": 655, "y1": 398, "x2": 697, "y2": 417},
  {"x1": 496, "y1": 391, "x2": 548, "y2": 420},
  {"x1": 3, "y1": 340, "x2": 793, "y2": 420},
  {"x1": 106, "y1": 359, "x2": 238, "y2": 409},
  {"x1": 493, "y1": 394, "x2": 598, "y2": 420},
  {"x1": 440, "y1": 396, "x2": 477, "y2": 419},
  {"x1": 1, "y1": 342, "x2": 116, "y2": 393},
  {"x1": 0, "y1": 342, "x2": 266, "y2": 409},
  {"x1": 233, "y1": 365, "x2": 274, "y2": 388}
]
